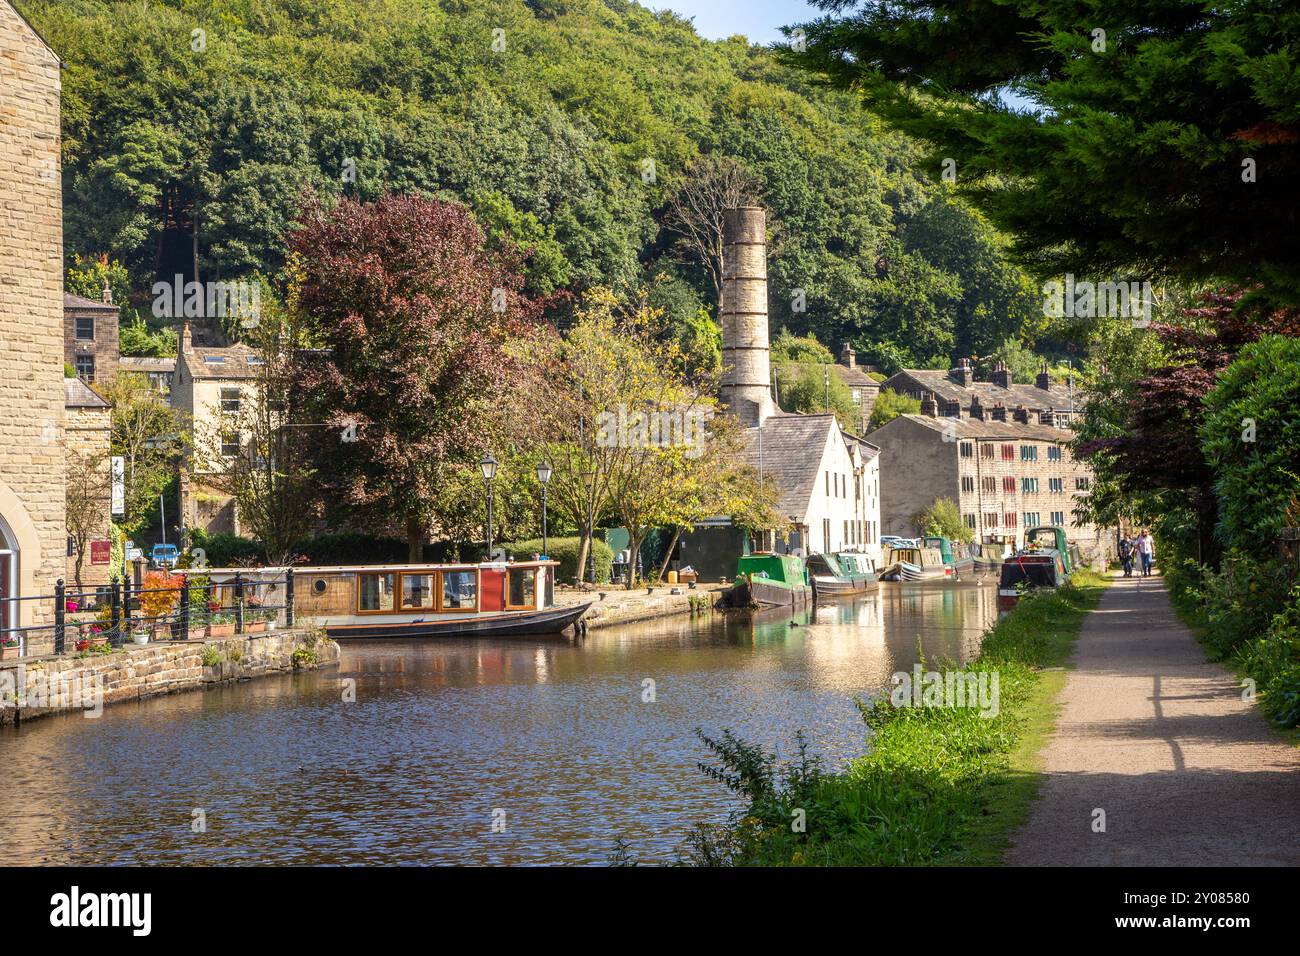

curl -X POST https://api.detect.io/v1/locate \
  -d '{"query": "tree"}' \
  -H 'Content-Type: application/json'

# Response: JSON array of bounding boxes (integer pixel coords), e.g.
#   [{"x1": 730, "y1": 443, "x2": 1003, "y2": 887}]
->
[
  {"x1": 915, "y1": 497, "x2": 973, "y2": 543},
  {"x1": 867, "y1": 389, "x2": 922, "y2": 431},
  {"x1": 1201, "y1": 335, "x2": 1300, "y2": 550},
  {"x1": 662, "y1": 154, "x2": 760, "y2": 303},
  {"x1": 65, "y1": 449, "x2": 111, "y2": 591},
  {"x1": 290, "y1": 193, "x2": 541, "y2": 560},
  {"x1": 785, "y1": 0, "x2": 1300, "y2": 306},
  {"x1": 94, "y1": 373, "x2": 186, "y2": 536}
]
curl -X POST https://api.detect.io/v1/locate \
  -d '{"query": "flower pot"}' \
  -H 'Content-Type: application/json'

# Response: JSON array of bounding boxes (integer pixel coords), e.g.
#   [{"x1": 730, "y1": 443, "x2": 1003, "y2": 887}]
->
[
  {"x1": 208, "y1": 623, "x2": 235, "y2": 639},
  {"x1": 0, "y1": 645, "x2": 20, "y2": 660},
  {"x1": 246, "y1": 621, "x2": 267, "y2": 634},
  {"x1": 75, "y1": 639, "x2": 90, "y2": 653},
  {"x1": 132, "y1": 633, "x2": 149, "y2": 645},
  {"x1": 188, "y1": 627, "x2": 209, "y2": 641}
]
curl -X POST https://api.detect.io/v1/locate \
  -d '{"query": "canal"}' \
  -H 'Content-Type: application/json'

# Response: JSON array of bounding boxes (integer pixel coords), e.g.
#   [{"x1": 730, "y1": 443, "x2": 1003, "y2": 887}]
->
[{"x1": 0, "y1": 581, "x2": 999, "y2": 865}]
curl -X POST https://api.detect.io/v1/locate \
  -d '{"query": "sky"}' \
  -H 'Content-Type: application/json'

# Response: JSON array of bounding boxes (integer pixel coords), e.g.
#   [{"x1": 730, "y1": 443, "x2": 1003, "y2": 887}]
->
[{"x1": 651, "y1": 0, "x2": 824, "y2": 45}]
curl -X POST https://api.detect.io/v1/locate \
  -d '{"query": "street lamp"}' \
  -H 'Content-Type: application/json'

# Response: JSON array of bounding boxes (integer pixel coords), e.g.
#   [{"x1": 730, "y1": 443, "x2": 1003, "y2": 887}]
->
[
  {"x1": 581, "y1": 470, "x2": 597, "y2": 586},
  {"x1": 536, "y1": 459, "x2": 552, "y2": 558},
  {"x1": 480, "y1": 452, "x2": 498, "y2": 557}
]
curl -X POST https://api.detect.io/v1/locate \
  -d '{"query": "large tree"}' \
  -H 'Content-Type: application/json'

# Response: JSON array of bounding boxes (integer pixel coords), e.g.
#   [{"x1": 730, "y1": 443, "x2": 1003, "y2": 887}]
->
[
  {"x1": 290, "y1": 193, "x2": 541, "y2": 560},
  {"x1": 785, "y1": 1, "x2": 1300, "y2": 305}
]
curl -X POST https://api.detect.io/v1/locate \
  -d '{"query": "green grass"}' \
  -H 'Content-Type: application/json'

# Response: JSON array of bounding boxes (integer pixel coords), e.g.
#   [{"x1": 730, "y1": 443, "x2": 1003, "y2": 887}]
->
[{"x1": 685, "y1": 570, "x2": 1109, "y2": 866}]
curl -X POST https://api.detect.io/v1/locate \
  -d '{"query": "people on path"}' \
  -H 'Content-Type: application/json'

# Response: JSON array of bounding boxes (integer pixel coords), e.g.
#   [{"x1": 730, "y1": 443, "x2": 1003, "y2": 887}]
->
[
  {"x1": 1118, "y1": 534, "x2": 1134, "y2": 577},
  {"x1": 1135, "y1": 529, "x2": 1155, "y2": 576}
]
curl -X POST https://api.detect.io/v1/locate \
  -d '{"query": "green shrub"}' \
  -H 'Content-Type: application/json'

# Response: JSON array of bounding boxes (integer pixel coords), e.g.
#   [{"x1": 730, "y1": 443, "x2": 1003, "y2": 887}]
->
[
  {"x1": 200, "y1": 645, "x2": 223, "y2": 667},
  {"x1": 187, "y1": 529, "x2": 264, "y2": 567},
  {"x1": 291, "y1": 646, "x2": 318, "y2": 669},
  {"x1": 500, "y1": 536, "x2": 613, "y2": 584}
]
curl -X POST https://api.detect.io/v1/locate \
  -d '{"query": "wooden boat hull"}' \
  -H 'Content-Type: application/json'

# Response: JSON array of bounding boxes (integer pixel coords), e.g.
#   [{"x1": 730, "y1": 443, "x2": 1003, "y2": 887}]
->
[
  {"x1": 725, "y1": 578, "x2": 812, "y2": 609},
  {"x1": 324, "y1": 601, "x2": 592, "y2": 640}
]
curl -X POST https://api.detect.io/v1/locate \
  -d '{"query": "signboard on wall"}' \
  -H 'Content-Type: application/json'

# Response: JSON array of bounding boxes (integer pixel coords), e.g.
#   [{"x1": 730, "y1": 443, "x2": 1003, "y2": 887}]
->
[
  {"x1": 111, "y1": 456, "x2": 125, "y2": 516},
  {"x1": 90, "y1": 540, "x2": 111, "y2": 565}
]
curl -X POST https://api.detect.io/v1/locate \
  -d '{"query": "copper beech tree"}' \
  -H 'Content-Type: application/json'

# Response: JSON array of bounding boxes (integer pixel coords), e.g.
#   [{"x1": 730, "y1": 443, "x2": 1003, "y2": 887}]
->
[{"x1": 290, "y1": 194, "x2": 543, "y2": 560}]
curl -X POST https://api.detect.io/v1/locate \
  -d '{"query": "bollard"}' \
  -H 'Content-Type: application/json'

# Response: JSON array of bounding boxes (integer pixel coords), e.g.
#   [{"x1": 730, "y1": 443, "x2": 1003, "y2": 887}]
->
[
  {"x1": 284, "y1": 568, "x2": 295, "y2": 628},
  {"x1": 234, "y1": 572, "x2": 244, "y2": 635},
  {"x1": 54, "y1": 578, "x2": 66, "y2": 655},
  {"x1": 178, "y1": 573, "x2": 189, "y2": 640},
  {"x1": 109, "y1": 578, "x2": 122, "y2": 647}
]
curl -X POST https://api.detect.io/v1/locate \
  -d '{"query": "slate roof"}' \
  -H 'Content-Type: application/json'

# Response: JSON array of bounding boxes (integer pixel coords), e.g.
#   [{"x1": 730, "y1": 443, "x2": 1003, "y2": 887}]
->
[
  {"x1": 833, "y1": 364, "x2": 881, "y2": 390},
  {"x1": 185, "y1": 343, "x2": 262, "y2": 380},
  {"x1": 889, "y1": 413, "x2": 1075, "y2": 443},
  {"x1": 118, "y1": 356, "x2": 176, "y2": 372},
  {"x1": 883, "y1": 368, "x2": 1078, "y2": 412},
  {"x1": 64, "y1": 377, "x2": 108, "y2": 408},
  {"x1": 63, "y1": 292, "x2": 119, "y2": 312},
  {"x1": 742, "y1": 413, "x2": 837, "y2": 520}
]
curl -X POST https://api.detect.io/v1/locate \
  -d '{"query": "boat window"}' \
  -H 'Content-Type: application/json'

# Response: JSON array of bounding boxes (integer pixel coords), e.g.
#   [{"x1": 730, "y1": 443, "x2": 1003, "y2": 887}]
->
[
  {"x1": 312, "y1": 579, "x2": 328, "y2": 594},
  {"x1": 358, "y1": 573, "x2": 396, "y2": 612},
  {"x1": 400, "y1": 574, "x2": 436, "y2": 609},
  {"x1": 441, "y1": 570, "x2": 478, "y2": 610},
  {"x1": 507, "y1": 568, "x2": 537, "y2": 609}
]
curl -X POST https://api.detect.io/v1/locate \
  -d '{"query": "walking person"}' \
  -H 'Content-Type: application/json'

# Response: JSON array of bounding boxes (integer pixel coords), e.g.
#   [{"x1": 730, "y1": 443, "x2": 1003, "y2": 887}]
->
[
  {"x1": 1136, "y1": 528, "x2": 1155, "y2": 576},
  {"x1": 1118, "y1": 534, "x2": 1134, "y2": 577}
]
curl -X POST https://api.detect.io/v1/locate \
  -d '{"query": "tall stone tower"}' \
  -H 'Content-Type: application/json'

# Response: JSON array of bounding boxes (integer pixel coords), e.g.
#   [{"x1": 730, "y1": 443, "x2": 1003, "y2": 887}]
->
[{"x1": 720, "y1": 206, "x2": 776, "y2": 426}]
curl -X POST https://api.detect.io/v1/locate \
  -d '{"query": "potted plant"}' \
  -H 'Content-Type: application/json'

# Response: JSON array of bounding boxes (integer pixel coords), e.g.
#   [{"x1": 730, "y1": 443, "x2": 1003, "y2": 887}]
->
[
  {"x1": 208, "y1": 611, "x2": 236, "y2": 639},
  {"x1": 140, "y1": 570, "x2": 180, "y2": 641},
  {"x1": 132, "y1": 628, "x2": 150, "y2": 645},
  {"x1": 244, "y1": 608, "x2": 268, "y2": 633},
  {"x1": 1, "y1": 636, "x2": 20, "y2": 660}
]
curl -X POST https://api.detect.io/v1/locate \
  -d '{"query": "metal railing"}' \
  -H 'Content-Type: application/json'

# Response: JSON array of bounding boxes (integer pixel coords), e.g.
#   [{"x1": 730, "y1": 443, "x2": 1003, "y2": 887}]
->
[{"x1": 0, "y1": 569, "x2": 295, "y2": 659}]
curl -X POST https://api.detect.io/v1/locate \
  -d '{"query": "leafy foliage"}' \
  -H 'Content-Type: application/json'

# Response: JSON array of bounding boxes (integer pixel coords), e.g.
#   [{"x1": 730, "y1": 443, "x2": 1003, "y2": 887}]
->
[
  {"x1": 917, "y1": 497, "x2": 973, "y2": 543},
  {"x1": 867, "y1": 388, "x2": 921, "y2": 431}
]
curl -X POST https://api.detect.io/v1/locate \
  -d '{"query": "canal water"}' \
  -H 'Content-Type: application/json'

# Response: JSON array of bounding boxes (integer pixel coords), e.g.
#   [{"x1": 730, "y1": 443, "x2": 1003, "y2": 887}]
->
[{"x1": 0, "y1": 581, "x2": 999, "y2": 865}]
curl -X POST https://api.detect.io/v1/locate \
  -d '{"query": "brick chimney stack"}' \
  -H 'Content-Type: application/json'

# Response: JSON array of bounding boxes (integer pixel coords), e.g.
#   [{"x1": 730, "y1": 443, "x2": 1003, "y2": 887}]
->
[
  {"x1": 1035, "y1": 362, "x2": 1051, "y2": 390},
  {"x1": 992, "y1": 361, "x2": 1012, "y2": 389},
  {"x1": 970, "y1": 394, "x2": 984, "y2": 420},
  {"x1": 949, "y1": 357, "x2": 974, "y2": 387},
  {"x1": 101, "y1": 278, "x2": 113, "y2": 305},
  {"x1": 921, "y1": 392, "x2": 939, "y2": 417},
  {"x1": 840, "y1": 342, "x2": 856, "y2": 369}
]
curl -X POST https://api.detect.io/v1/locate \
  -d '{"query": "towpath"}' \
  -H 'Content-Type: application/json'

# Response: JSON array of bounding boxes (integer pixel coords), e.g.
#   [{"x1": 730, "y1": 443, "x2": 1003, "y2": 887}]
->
[{"x1": 1007, "y1": 572, "x2": 1300, "y2": 865}]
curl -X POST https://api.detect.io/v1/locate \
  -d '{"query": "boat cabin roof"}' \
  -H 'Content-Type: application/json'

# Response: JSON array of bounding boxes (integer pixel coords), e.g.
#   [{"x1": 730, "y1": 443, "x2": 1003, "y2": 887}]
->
[{"x1": 199, "y1": 560, "x2": 559, "y2": 576}]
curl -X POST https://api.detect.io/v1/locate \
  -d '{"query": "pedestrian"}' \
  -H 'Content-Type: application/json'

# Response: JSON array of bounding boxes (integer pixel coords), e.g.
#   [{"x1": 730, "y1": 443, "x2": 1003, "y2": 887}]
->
[
  {"x1": 1118, "y1": 534, "x2": 1134, "y2": 577},
  {"x1": 1136, "y1": 528, "x2": 1155, "y2": 576}
]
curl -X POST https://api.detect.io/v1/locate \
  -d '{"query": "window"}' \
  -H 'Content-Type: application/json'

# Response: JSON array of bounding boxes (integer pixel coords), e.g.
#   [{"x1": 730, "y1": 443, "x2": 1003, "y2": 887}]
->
[
  {"x1": 964, "y1": 513, "x2": 976, "y2": 530},
  {"x1": 1001, "y1": 444, "x2": 1015, "y2": 461},
  {"x1": 75, "y1": 317, "x2": 94, "y2": 340},
  {"x1": 1049, "y1": 477, "x2": 1064, "y2": 494},
  {"x1": 1047, "y1": 447, "x2": 1062, "y2": 462},
  {"x1": 844, "y1": 520, "x2": 850, "y2": 544},
  {"x1": 1003, "y1": 476, "x2": 1016, "y2": 493},
  {"x1": 508, "y1": 568, "x2": 537, "y2": 609},
  {"x1": 358, "y1": 573, "x2": 396, "y2": 612},
  {"x1": 981, "y1": 443, "x2": 995, "y2": 459},
  {"x1": 220, "y1": 388, "x2": 241, "y2": 414},
  {"x1": 982, "y1": 476, "x2": 997, "y2": 494},
  {"x1": 220, "y1": 430, "x2": 240, "y2": 457},
  {"x1": 961, "y1": 476, "x2": 975, "y2": 493},
  {"x1": 74, "y1": 354, "x2": 95, "y2": 382},
  {"x1": 1050, "y1": 511, "x2": 1065, "y2": 526},
  {"x1": 1020, "y1": 445, "x2": 1038, "y2": 461},
  {"x1": 203, "y1": 355, "x2": 225, "y2": 364},
  {"x1": 825, "y1": 472, "x2": 830, "y2": 496},
  {"x1": 400, "y1": 574, "x2": 435, "y2": 609},
  {"x1": 1005, "y1": 512, "x2": 1019, "y2": 527},
  {"x1": 823, "y1": 518, "x2": 831, "y2": 550},
  {"x1": 1024, "y1": 512, "x2": 1040, "y2": 527},
  {"x1": 1075, "y1": 477, "x2": 1091, "y2": 491},
  {"x1": 441, "y1": 570, "x2": 477, "y2": 610},
  {"x1": 1021, "y1": 477, "x2": 1039, "y2": 494},
  {"x1": 985, "y1": 513, "x2": 1000, "y2": 528},
  {"x1": 247, "y1": 356, "x2": 265, "y2": 366},
  {"x1": 959, "y1": 442, "x2": 973, "y2": 458}
]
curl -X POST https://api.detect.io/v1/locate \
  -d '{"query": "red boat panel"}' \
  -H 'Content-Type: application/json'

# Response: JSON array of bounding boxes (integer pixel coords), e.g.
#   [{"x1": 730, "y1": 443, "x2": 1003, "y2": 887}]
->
[{"x1": 480, "y1": 569, "x2": 505, "y2": 611}]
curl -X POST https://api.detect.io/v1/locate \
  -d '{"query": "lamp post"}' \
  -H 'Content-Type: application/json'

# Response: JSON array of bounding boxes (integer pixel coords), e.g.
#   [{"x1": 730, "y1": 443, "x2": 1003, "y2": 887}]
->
[
  {"x1": 536, "y1": 459, "x2": 552, "y2": 558},
  {"x1": 480, "y1": 452, "x2": 498, "y2": 557},
  {"x1": 582, "y1": 470, "x2": 597, "y2": 586}
]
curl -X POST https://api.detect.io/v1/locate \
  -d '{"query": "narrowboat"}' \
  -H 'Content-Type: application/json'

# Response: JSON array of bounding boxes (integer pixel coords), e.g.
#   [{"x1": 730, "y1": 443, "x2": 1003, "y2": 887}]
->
[
  {"x1": 877, "y1": 543, "x2": 951, "y2": 582},
  {"x1": 922, "y1": 536, "x2": 975, "y2": 576},
  {"x1": 208, "y1": 560, "x2": 589, "y2": 639},
  {"x1": 807, "y1": 552, "x2": 878, "y2": 599},
  {"x1": 722, "y1": 552, "x2": 813, "y2": 609},
  {"x1": 997, "y1": 526, "x2": 1074, "y2": 610}
]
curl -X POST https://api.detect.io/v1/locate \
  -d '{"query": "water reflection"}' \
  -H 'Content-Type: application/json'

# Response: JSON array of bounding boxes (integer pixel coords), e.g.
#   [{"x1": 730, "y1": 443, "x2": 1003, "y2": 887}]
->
[{"x1": 0, "y1": 582, "x2": 998, "y2": 865}]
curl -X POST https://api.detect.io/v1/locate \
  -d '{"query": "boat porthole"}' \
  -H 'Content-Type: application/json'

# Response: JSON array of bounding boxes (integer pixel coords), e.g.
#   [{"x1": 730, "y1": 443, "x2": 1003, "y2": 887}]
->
[{"x1": 313, "y1": 579, "x2": 327, "y2": 594}]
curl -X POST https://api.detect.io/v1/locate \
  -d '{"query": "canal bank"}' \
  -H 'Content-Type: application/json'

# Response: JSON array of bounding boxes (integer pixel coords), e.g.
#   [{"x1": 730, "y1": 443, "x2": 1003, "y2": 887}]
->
[
  {"x1": 680, "y1": 570, "x2": 1109, "y2": 866},
  {"x1": 0, "y1": 628, "x2": 339, "y2": 725},
  {"x1": 555, "y1": 583, "x2": 725, "y2": 632}
]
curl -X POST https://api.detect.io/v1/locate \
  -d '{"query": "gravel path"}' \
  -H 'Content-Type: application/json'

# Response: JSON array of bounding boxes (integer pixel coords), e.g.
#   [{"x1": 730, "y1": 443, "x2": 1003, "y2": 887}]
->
[{"x1": 1006, "y1": 572, "x2": 1300, "y2": 866}]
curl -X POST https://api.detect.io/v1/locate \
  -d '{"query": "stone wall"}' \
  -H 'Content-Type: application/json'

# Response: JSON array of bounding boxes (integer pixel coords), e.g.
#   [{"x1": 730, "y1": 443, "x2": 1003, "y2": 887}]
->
[
  {"x1": 0, "y1": 628, "x2": 340, "y2": 725},
  {"x1": 0, "y1": 2, "x2": 66, "y2": 637}
]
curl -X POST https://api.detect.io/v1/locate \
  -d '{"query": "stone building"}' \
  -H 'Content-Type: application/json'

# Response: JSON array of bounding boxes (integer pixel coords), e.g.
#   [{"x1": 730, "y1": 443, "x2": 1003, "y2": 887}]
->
[
  {"x1": 172, "y1": 323, "x2": 261, "y2": 535},
  {"x1": 117, "y1": 355, "x2": 175, "y2": 396},
  {"x1": 63, "y1": 377, "x2": 112, "y2": 589},
  {"x1": 0, "y1": 1, "x2": 66, "y2": 650},
  {"x1": 882, "y1": 359, "x2": 1080, "y2": 427},
  {"x1": 866, "y1": 402, "x2": 1110, "y2": 561},
  {"x1": 63, "y1": 289, "x2": 119, "y2": 384},
  {"x1": 833, "y1": 343, "x2": 880, "y2": 434}
]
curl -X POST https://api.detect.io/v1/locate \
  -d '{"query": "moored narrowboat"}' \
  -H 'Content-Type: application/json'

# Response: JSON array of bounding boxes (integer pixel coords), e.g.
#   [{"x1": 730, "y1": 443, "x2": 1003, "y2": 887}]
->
[
  {"x1": 877, "y1": 544, "x2": 951, "y2": 582},
  {"x1": 807, "y1": 552, "x2": 878, "y2": 599},
  {"x1": 922, "y1": 536, "x2": 975, "y2": 576},
  {"x1": 997, "y1": 526, "x2": 1074, "y2": 610},
  {"x1": 208, "y1": 560, "x2": 589, "y2": 639},
  {"x1": 722, "y1": 552, "x2": 813, "y2": 609}
]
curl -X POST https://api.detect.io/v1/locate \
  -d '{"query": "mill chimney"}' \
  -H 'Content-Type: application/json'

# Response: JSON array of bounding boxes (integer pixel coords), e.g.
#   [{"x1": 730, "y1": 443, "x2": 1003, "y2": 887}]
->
[{"x1": 720, "y1": 207, "x2": 776, "y2": 426}]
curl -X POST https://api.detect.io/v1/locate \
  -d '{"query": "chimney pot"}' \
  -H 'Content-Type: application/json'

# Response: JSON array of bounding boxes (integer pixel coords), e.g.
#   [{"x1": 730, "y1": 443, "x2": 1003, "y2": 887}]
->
[
  {"x1": 992, "y1": 362, "x2": 1012, "y2": 388},
  {"x1": 921, "y1": 392, "x2": 939, "y2": 418}
]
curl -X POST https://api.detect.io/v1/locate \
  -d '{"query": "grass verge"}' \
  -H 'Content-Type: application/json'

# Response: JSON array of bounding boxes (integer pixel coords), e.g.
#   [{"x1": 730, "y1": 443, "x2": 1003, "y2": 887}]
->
[{"x1": 682, "y1": 570, "x2": 1108, "y2": 866}]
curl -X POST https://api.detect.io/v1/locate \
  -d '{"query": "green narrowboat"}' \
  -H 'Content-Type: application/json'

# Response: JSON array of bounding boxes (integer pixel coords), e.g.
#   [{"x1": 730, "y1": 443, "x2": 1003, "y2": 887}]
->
[
  {"x1": 724, "y1": 552, "x2": 813, "y2": 609},
  {"x1": 922, "y1": 536, "x2": 975, "y2": 576},
  {"x1": 807, "y1": 552, "x2": 878, "y2": 599}
]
